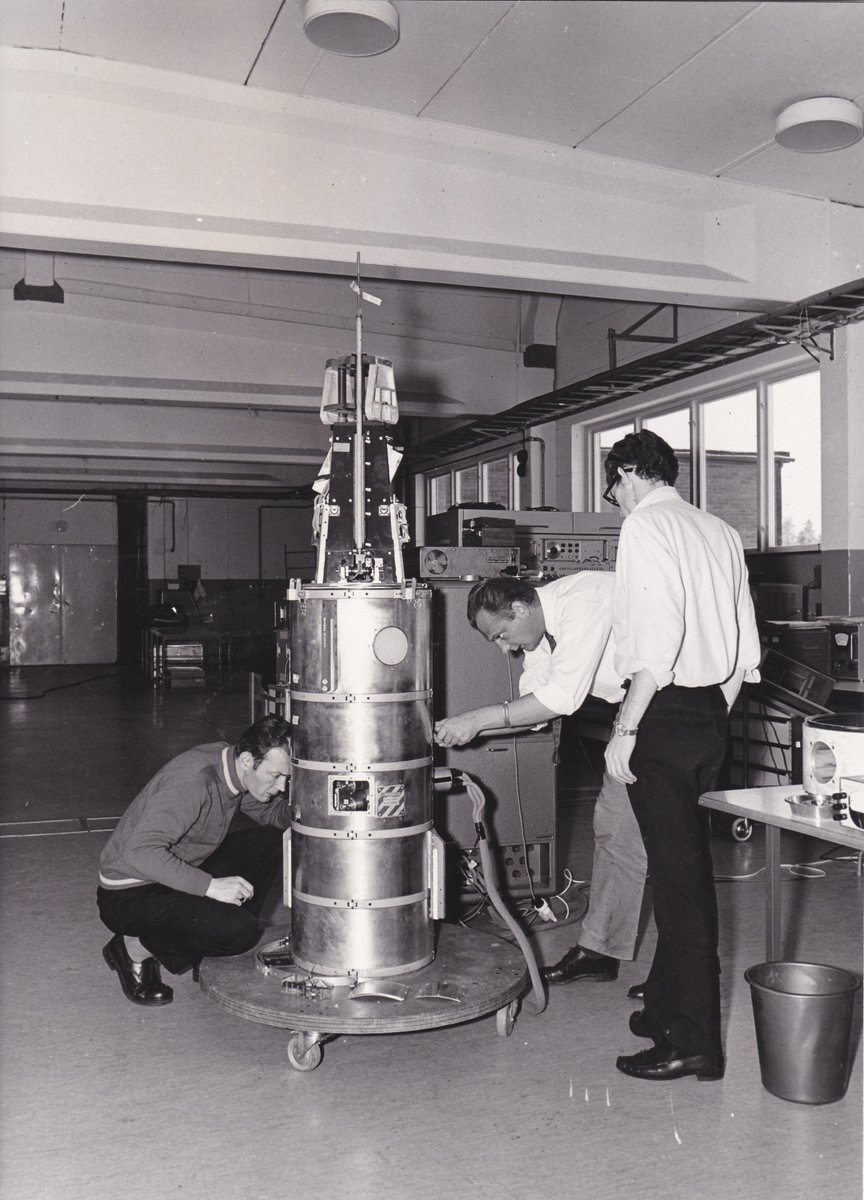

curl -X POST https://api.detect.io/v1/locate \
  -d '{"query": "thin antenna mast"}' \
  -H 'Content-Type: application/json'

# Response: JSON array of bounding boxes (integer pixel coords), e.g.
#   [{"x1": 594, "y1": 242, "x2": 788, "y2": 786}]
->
[{"x1": 353, "y1": 252, "x2": 365, "y2": 553}]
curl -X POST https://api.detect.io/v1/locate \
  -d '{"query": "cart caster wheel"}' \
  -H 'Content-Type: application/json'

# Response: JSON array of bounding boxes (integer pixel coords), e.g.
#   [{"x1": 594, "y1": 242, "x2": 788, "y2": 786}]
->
[
  {"x1": 496, "y1": 1000, "x2": 519, "y2": 1038},
  {"x1": 731, "y1": 818, "x2": 753, "y2": 842},
  {"x1": 287, "y1": 1035, "x2": 323, "y2": 1072}
]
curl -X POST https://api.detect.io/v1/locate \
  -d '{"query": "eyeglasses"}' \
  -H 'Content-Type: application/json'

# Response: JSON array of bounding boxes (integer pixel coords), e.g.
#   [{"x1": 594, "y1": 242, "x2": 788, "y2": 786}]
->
[
  {"x1": 602, "y1": 480, "x2": 620, "y2": 507},
  {"x1": 602, "y1": 467, "x2": 634, "y2": 508}
]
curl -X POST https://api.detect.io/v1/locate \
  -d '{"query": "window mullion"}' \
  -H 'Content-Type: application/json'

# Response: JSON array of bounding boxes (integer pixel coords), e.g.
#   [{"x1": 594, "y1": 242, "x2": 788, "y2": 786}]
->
[
  {"x1": 692, "y1": 400, "x2": 704, "y2": 508},
  {"x1": 758, "y1": 380, "x2": 773, "y2": 550}
]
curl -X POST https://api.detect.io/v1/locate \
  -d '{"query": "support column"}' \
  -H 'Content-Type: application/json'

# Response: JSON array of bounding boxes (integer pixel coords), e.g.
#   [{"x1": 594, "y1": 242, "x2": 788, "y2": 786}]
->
[
  {"x1": 116, "y1": 492, "x2": 149, "y2": 669},
  {"x1": 820, "y1": 324, "x2": 864, "y2": 615}
]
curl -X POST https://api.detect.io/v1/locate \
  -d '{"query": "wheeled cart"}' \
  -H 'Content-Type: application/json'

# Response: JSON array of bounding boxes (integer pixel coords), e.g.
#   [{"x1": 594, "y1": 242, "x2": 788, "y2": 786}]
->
[{"x1": 200, "y1": 923, "x2": 529, "y2": 1071}]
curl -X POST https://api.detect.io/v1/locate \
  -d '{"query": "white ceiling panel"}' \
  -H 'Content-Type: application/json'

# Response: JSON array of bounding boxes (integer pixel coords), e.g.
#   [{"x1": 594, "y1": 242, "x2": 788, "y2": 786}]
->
[
  {"x1": 253, "y1": 0, "x2": 513, "y2": 114},
  {"x1": 724, "y1": 125, "x2": 864, "y2": 208},
  {"x1": 580, "y1": 2, "x2": 864, "y2": 176},
  {"x1": 0, "y1": 0, "x2": 63, "y2": 48},
  {"x1": 580, "y1": 2, "x2": 864, "y2": 175},
  {"x1": 2, "y1": 0, "x2": 863, "y2": 207},
  {"x1": 60, "y1": 0, "x2": 283, "y2": 84},
  {"x1": 422, "y1": 1, "x2": 758, "y2": 146},
  {"x1": 244, "y1": 0, "x2": 331, "y2": 95}
]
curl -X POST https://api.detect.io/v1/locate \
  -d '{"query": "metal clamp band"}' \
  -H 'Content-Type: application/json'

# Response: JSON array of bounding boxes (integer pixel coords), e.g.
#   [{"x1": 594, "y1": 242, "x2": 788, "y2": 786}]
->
[
  {"x1": 287, "y1": 585, "x2": 426, "y2": 601},
  {"x1": 291, "y1": 821, "x2": 432, "y2": 840},
  {"x1": 292, "y1": 889, "x2": 428, "y2": 910},
  {"x1": 291, "y1": 690, "x2": 431, "y2": 703},
  {"x1": 291, "y1": 756, "x2": 433, "y2": 773}
]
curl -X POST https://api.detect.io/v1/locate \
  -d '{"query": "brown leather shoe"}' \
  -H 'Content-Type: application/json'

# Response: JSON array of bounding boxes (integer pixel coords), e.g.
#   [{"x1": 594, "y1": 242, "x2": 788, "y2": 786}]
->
[
  {"x1": 103, "y1": 934, "x2": 173, "y2": 1006},
  {"x1": 542, "y1": 945, "x2": 619, "y2": 985},
  {"x1": 616, "y1": 1041, "x2": 725, "y2": 1081}
]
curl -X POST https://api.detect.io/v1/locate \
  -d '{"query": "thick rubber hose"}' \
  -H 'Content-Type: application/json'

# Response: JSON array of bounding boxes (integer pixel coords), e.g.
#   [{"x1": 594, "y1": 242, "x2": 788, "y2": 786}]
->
[{"x1": 462, "y1": 774, "x2": 547, "y2": 1015}]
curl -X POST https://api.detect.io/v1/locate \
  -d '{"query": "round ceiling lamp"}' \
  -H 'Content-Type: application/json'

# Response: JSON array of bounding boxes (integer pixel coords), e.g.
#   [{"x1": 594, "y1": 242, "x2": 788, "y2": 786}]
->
[
  {"x1": 775, "y1": 97, "x2": 864, "y2": 153},
  {"x1": 303, "y1": 0, "x2": 400, "y2": 57}
]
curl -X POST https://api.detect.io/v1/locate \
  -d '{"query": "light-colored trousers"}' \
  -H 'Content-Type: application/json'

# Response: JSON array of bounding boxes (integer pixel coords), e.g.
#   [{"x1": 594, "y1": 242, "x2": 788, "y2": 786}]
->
[{"x1": 577, "y1": 770, "x2": 648, "y2": 961}]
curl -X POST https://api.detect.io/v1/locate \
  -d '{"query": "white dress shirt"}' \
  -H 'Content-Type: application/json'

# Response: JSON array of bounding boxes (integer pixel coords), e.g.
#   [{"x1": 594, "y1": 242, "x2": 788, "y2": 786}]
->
[
  {"x1": 612, "y1": 486, "x2": 761, "y2": 690},
  {"x1": 518, "y1": 572, "x2": 625, "y2": 715}
]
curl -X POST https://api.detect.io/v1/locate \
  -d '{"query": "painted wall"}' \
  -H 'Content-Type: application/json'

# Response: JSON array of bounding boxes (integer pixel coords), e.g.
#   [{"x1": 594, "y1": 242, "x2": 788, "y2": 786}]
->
[
  {"x1": 147, "y1": 496, "x2": 315, "y2": 582},
  {"x1": 1, "y1": 496, "x2": 116, "y2": 564}
]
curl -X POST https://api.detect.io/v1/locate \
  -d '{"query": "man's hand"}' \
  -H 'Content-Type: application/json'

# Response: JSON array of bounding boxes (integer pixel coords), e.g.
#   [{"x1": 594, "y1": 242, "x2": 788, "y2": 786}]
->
[
  {"x1": 605, "y1": 734, "x2": 638, "y2": 785},
  {"x1": 435, "y1": 711, "x2": 483, "y2": 747},
  {"x1": 206, "y1": 875, "x2": 254, "y2": 906}
]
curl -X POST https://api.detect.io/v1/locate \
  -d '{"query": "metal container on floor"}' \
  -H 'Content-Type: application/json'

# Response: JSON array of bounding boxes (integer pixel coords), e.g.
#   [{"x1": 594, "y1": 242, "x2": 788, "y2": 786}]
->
[
  {"x1": 744, "y1": 961, "x2": 860, "y2": 1104},
  {"x1": 286, "y1": 580, "x2": 435, "y2": 980}
]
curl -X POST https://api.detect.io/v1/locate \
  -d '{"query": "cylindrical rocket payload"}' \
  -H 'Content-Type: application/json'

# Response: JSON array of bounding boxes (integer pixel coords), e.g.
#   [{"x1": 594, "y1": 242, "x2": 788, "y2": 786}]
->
[
  {"x1": 287, "y1": 581, "x2": 434, "y2": 978},
  {"x1": 284, "y1": 323, "x2": 443, "y2": 981}
]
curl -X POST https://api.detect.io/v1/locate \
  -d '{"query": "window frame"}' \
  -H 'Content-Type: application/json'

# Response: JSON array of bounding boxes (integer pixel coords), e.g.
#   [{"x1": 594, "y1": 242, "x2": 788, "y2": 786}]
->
[
  {"x1": 586, "y1": 361, "x2": 820, "y2": 552},
  {"x1": 426, "y1": 447, "x2": 522, "y2": 517}
]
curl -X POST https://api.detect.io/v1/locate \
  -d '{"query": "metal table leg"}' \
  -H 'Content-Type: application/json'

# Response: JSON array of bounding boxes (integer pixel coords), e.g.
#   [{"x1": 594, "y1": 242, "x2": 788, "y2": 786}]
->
[{"x1": 765, "y1": 822, "x2": 782, "y2": 960}]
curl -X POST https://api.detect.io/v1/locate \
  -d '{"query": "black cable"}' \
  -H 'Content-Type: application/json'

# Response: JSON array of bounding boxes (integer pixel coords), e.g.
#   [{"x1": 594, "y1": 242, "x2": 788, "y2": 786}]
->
[{"x1": 0, "y1": 672, "x2": 117, "y2": 701}]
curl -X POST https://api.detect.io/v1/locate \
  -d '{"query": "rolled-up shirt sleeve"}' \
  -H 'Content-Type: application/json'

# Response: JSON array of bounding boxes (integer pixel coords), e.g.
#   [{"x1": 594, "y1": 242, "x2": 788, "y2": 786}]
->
[
  {"x1": 520, "y1": 587, "x2": 614, "y2": 715},
  {"x1": 737, "y1": 570, "x2": 762, "y2": 684}
]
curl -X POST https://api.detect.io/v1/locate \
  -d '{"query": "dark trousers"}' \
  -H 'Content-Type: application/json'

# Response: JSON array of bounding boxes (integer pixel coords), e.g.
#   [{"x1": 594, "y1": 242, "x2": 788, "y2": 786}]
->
[
  {"x1": 627, "y1": 684, "x2": 728, "y2": 1057},
  {"x1": 97, "y1": 826, "x2": 283, "y2": 975}
]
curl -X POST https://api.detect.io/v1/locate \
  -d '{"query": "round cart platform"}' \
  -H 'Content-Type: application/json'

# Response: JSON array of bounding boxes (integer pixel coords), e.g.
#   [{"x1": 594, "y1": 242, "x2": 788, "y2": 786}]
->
[{"x1": 199, "y1": 923, "x2": 529, "y2": 1071}]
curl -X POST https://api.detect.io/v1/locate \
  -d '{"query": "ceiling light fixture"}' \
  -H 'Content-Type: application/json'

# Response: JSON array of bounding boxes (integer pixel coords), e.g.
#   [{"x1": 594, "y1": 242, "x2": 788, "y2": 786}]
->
[
  {"x1": 303, "y1": 0, "x2": 399, "y2": 57},
  {"x1": 775, "y1": 96, "x2": 864, "y2": 153}
]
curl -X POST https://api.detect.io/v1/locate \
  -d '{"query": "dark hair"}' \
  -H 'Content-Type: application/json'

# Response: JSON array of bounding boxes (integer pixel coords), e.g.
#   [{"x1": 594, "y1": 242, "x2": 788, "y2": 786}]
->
[
  {"x1": 604, "y1": 429, "x2": 679, "y2": 488},
  {"x1": 466, "y1": 577, "x2": 539, "y2": 629},
  {"x1": 234, "y1": 715, "x2": 291, "y2": 766}
]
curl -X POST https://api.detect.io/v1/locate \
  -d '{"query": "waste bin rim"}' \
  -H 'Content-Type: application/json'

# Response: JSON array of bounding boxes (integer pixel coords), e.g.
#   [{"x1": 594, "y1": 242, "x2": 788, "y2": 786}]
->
[{"x1": 745, "y1": 960, "x2": 861, "y2": 998}]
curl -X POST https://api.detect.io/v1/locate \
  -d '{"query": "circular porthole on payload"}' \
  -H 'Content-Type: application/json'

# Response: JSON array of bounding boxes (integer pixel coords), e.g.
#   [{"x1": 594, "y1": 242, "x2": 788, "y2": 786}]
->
[
  {"x1": 809, "y1": 740, "x2": 837, "y2": 785},
  {"x1": 373, "y1": 626, "x2": 408, "y2": 665}
]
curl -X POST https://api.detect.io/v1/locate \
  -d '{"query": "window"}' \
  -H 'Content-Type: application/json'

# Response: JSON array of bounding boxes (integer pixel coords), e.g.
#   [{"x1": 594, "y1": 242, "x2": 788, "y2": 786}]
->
[
  {"x1": 427, "y1": 450, "x2": 521, "y2": 516},
  {"x1": 597, "y1": 422, "x2": 634, "y2": 510},
  {"x1": 430, "y1": 473, "x2": 451, "y2": 515},
  {"x1": 702, "y1": 390, "x2": 758, "y2": 548},
  {"x1": 455, "y1": 466, "x2": 479, "y2": 504},
  {"x1": 482, "y1": 457, "x2": 511, "y2": 508},
  {"x1": 589, "y1": 366, "x2": 820, "y2": 551},
  {"x1": 644, "y1": 407, "x2": 692, "y2": 501},
  {"x1": 771, "y1": 372, "x2": 820, "y2": 546}
]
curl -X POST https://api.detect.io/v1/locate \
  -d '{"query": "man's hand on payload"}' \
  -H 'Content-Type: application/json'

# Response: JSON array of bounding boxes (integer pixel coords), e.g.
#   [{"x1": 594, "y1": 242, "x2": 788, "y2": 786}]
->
[{"x1": 434, "y1": 711, "x2": 483, "y2": 747}]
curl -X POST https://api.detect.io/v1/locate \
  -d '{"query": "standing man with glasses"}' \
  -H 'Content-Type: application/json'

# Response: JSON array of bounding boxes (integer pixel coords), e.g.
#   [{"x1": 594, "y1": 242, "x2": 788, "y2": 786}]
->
[{"x1": 602, "y1": 429, "x2": 760, "y2": 1082}]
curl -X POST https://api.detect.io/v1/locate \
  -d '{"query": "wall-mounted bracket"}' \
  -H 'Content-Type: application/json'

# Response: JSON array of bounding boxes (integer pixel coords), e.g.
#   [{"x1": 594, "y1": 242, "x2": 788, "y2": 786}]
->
[
  {"x1": 608, "y1": 304, "x2": 679, "y2": 370},
  {"x1": 753, "y1": 310, "x2": 835, "y2": 363}
]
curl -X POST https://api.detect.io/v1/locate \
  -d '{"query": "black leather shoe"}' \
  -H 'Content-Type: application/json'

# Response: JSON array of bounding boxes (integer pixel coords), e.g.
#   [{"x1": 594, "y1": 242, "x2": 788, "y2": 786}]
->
[
  {"x1": 103, "y1": 934, "x2": 173, "y2": 1006},
  {"x1": 628, "y1": 1009, "x2": 662, "y2": 1041},
  {"x1": 616, "y1": 1041, "x2": 725, "y2": 1081},
  {"x1": 542, "y1": 946, "x2": 619, "y2": 985},
  {"x1": 627, "y1": 980, "x2": 647, "y2": 1001}
]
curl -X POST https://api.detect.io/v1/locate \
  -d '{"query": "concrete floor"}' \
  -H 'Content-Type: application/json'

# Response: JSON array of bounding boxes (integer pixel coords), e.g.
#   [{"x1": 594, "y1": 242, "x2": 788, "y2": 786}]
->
[{"x1": 0, "y1": 667, "x2": 861, "y2": 1200}]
